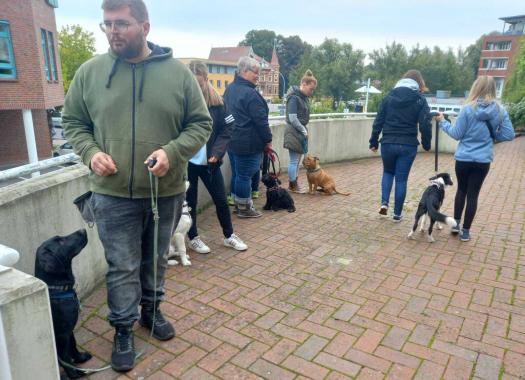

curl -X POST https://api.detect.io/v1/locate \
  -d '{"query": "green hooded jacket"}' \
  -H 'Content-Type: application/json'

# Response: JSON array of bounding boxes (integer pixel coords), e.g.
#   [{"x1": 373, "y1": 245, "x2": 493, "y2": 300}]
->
[{"x1": 62, "y1": 43, "x2": 212, "y2": 198}]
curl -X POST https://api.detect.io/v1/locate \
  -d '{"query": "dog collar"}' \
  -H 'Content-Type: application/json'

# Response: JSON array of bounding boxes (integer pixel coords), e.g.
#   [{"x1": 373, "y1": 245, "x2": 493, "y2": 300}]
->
[
  {"x1": 307, "y1": 168, "x2": 321, "y2": 173},
  {"x1": 268, "y1": 186, "x2": 280, "y2": 192},
  {"x1": 47, "y1": 284, "x2": 74, "y2": 292}
]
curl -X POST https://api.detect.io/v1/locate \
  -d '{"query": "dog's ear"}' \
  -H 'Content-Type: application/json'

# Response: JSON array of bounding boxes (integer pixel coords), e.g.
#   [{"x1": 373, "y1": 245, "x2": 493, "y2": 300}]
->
[{"x1": 36, "y1": 248, "x2": 66, "y2": 275}]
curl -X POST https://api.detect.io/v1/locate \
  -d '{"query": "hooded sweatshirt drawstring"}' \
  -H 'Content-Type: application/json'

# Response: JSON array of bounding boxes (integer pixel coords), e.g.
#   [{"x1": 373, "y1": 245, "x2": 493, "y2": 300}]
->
[
  {"x1": 105, "y1": 57, "x2": 120, "y2": 89},
  {"x1": 138, "y1": 62, "x2": 147, "y2": 102},
  {"x1": 105, "y1": 58, "x2": 147, "y2": 102}
]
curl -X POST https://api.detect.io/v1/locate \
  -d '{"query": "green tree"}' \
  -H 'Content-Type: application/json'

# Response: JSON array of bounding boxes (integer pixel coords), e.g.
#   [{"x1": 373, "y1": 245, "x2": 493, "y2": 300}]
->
[
  {"x1": 367, "y1": 42, "x2": 409, "y2": 92},
  {"x1": 503, "y1": 38, "x2": 525, "y2": 103},
  {"x1": 58, "y1": 25, "x2": 95, "y2": 92},
  {"x1": 275, "y1": 35, "x2": 312, "y2": 95},
  {"x1": 290, "y1": 38, "x2": 365, "y2": 101},
  {"x1": 239, "y1": 29, "x2": 276, "y2": 61}
]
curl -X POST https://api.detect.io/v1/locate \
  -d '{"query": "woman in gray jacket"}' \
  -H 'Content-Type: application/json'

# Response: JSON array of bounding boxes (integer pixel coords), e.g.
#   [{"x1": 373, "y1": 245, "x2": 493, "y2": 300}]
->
[{"x1": 283, "y1": 70, "x2": 317, "y2": 193}]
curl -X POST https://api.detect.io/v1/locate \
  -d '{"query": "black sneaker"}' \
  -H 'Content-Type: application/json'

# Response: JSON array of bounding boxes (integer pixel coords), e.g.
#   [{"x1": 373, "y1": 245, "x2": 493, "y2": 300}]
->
[
  {"x1": 139, "y1": 304, "x2": 175, "y2": 341},
  {"x1": 111, "y1": 326, "x2": 135, "y2": 372}
]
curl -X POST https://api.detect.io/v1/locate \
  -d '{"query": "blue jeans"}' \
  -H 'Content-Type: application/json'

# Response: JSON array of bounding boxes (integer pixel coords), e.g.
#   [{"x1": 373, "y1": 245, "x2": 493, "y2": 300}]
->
[
  {"x1": 288, "y1": 150, "x2": 302, "y2": 181},
  {"x1": 380, "y1": 143, "x2": 417, "y2": 216},
  {"x1": 230, "y1": 152, "x2": 263, "y2": 204},
  {"x1": 92, "y1": 192, "x2": 183, "y2": 327},
  {"x1": 229, "y1": 152, "x2": 260, "y2": 194}
]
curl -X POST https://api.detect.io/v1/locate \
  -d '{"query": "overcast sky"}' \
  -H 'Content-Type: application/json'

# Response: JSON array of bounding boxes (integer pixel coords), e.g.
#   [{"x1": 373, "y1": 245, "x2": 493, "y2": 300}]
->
[{"x1": 55, "y1": 1, "x2": 524, "y2": 58}]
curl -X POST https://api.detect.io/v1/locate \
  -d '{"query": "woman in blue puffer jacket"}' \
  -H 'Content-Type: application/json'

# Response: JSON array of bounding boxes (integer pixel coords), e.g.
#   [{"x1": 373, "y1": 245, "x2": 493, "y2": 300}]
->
[{"x1": 436, "y1": 76, "x2": 514, "y2": 242}]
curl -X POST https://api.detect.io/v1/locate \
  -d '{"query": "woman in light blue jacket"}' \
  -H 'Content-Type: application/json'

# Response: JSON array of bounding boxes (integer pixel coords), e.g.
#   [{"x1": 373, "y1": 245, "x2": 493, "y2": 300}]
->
[{"x1": 436, "y1": 76, "x2": 514, "y2": 242}]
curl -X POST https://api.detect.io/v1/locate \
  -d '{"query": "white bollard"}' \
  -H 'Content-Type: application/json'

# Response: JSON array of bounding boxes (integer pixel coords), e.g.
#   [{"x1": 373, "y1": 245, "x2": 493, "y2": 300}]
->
[{"x1": 0, "y1": 245, "x2": 19, "y2": 267}]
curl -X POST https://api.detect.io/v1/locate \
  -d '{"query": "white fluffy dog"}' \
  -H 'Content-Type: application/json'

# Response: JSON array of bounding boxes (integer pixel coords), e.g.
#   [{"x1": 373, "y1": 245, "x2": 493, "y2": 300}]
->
[
  {"x1": 168, "y1": 200, "x2": 192, "y2": 266},
  {"x1": 168, "y1": 181, "x2": 193, "y2": 266}
]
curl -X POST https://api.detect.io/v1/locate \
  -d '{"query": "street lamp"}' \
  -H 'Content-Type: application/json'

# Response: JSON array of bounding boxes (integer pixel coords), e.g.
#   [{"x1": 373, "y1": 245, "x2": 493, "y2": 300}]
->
[{"x1": 278, "y1": 72, "x2": 286, "y2": 103}]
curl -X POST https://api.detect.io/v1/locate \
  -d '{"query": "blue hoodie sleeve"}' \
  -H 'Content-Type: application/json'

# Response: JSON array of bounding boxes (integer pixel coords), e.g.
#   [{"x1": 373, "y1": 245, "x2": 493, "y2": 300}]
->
[
  {"x1": 494, "y1": 109, "x2": 515, "y2": 142},
  {"x1": 438, "y1": 108, "x2": 469, "y2": 141}
]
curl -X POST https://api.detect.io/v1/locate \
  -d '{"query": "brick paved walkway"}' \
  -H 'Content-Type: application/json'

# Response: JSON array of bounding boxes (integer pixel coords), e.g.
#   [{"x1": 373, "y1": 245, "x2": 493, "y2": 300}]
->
[{"x1": 78, "y1": 137, "x2": 525, "y2": 380}]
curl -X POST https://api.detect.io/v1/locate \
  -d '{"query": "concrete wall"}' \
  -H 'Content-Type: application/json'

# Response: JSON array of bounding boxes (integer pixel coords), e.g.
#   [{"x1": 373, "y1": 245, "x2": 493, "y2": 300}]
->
[
  {"x1": 0, "y1": 165, "x2": 106, "y2": 298},
  {"x1": 0, "y1": 265, "x2": 60, "y2": 379},
  {"x1": 0, "y1": 117, "x2": 458, "y2": 298}
]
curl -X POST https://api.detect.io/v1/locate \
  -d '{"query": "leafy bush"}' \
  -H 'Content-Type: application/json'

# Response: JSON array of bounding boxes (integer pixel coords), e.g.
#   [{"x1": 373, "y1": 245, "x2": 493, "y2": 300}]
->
[{"x1": 506, "y1": 98, "x2": 525, "y2": 131}]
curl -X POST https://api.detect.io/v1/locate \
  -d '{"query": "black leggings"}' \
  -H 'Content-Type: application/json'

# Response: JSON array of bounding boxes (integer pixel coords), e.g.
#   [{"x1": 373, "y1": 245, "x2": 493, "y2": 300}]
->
[
  {"x1": 454, "y1": 160, "x2": 490, "y2": 230},
  {"x1": 186, "y1": 162, "x2": 233, "y2": 240}
]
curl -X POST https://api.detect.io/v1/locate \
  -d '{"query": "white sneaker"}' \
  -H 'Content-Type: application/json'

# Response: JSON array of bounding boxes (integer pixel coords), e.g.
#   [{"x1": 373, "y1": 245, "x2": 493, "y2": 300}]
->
[
  {"x1": 189, "y1": 236, "x2": 210, "y2": 254},
  {"x1": 223, "y1": 234, "x2": 248, "y2": 251}
]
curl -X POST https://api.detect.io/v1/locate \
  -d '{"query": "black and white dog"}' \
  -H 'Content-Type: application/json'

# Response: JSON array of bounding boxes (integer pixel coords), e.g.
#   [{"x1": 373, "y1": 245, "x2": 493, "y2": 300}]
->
[
  {"x1": 35, "y1": 229, "x2": 92, "y2": 379},
  {"x1": 261, "y1": 173, "x2": 296, "y2": 212},
  {"x1": 168, "y1": 200, "x2": 192, "y2": 266},
  {"x1": 407, "y1": 173, "x2": 458, "y2": 243}
]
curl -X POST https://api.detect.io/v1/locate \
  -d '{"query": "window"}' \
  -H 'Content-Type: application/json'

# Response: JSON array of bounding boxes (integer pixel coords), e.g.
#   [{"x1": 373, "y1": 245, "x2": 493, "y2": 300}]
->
[
  {"x1": 217, "y1": 80, "x2": 222, "y2": 88},
  {"x1": 494, "y1": 77, "x2": 504, "y2": 98},
  {"x1": 0, "y1": 21, "x2": 16, "y2": 79},
  {"x1": 274, "y1": 75, "x2": 278, "y2": 82},
  {"x1": 41, "y1": 28, "x2": 58, "y2": 80},
  {"x1": 486, "y1": 41, "x2": 512, "y2": 51},
  {"x1": 225, "y1": 80, "x2": 229, "y2": 87},
  {"x1": 46, "y1": 0, "x2": 59, "y2": 7},
  {"x1": 209, "y1": 79, "x2": 214, "y2": 86},
  {"x1": 223, "y1": 66, "x2": 227, "y2": 74},
  {"x1": 481, "y1": 58, "x2": 508, "y2": 70}
]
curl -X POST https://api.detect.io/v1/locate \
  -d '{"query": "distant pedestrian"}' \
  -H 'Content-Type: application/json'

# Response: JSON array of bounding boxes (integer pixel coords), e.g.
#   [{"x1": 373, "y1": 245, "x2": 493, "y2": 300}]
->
[
  {"x1": 436, "y1": 76, "x2": 514, "y2": 242},
  {"x1": 283, "y1": 69, "x2": 317, "y2": 193},
  {"x1": 186, "y1": 61, "x2": 248, "y2": 253},
  {"x1": 369, "y1": 69, "x2": 432, "y2": 221},
  {"x1": 224, "y1": 56, "x2": 272, "y2": 218}
]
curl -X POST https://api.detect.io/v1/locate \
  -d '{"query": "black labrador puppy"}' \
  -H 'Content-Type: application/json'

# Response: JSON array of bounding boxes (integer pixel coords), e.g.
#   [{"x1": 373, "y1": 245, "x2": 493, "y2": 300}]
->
[
  {"x1": 34, "y1": 229, "x2": 92, "y2": 379},
  {"x1": 261, "y1": 173, "x2": 296, "y2": 212}
]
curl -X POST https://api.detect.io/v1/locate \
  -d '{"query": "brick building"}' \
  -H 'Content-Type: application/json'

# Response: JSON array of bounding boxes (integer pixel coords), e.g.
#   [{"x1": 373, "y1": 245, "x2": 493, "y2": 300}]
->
[
  {"x1": 0, "y1": 0, "x2": 63, "y2": 168},
  {"x1": 478, "y1": 15, "x2": 525, "y2": 97},
  {"x1": 206, "y1": 45, "x2": 281, "y2": 99}
]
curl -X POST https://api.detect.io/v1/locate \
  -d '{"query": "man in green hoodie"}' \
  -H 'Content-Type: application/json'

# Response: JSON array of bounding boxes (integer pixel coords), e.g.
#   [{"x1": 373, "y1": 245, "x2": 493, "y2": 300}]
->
[{"x1": 62, "y1": 0, "x2": 212, "y2": 372}]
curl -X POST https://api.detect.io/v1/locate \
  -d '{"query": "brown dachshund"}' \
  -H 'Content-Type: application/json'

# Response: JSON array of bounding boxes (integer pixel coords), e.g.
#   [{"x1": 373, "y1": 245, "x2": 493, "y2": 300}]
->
[{"x1": 302, "y1": 154, "x2": 350, "y2": 196}]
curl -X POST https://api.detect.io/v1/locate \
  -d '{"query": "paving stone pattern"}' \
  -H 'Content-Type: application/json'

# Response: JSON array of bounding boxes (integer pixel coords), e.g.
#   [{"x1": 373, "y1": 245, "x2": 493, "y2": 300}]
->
[{"x1": 77, "y1": 137, "x2": 525, "y2": 379}]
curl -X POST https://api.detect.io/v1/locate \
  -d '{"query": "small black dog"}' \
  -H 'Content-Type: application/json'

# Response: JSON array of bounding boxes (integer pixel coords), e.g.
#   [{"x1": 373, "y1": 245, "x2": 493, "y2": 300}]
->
[
  {"x1": 407, "y1": 173, "x2": 458, "y2": 242},
  {"x1": 261, "y1": 173, "x2": 296, "y2": 212},
  {"x1": 35, "y1": 229, "x2": 92, "y2": 379}
]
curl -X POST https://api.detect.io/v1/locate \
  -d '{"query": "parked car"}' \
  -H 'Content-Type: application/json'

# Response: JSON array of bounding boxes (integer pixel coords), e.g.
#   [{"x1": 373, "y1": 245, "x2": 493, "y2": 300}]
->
[
  {"x1": 50, "y1": 109, "x2": 62, "y2": 129},
  {"x1": 53, "y1": 142, "x2": 74, "y2": 157}
]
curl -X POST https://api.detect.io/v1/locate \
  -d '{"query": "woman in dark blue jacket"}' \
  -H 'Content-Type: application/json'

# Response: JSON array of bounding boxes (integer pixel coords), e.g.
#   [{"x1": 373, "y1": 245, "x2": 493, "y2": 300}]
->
[
  {"x1": 369, "y1": 70, "x2": 432, "y2": 221},
  {"x1": 185, "y1": 61, "x2": 248, "y2": 254},
  {"x1": 224, "y1": 57, "x2": 272, "y2": 218}
]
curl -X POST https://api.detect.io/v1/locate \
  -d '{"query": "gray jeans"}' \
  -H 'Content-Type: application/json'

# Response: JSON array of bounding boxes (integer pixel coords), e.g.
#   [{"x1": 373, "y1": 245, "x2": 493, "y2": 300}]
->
[{"x1": 92, "y1": 192, "x2": 183, "y2": 327}]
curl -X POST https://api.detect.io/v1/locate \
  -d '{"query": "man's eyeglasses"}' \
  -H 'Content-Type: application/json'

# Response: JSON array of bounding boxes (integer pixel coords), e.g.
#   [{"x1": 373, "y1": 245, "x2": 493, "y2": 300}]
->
[
  {"x1": 99, "y1": 20, "x2": 136, "y2": 33},
  {"x1": 248, "y1": 68, "x2": 260, "y2": 75}
]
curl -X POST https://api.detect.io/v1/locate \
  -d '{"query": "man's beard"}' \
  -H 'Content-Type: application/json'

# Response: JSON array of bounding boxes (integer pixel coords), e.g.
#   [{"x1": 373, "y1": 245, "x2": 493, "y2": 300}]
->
[{"x1": 110, "y1": 34, "x2": 145, "y2": 59}]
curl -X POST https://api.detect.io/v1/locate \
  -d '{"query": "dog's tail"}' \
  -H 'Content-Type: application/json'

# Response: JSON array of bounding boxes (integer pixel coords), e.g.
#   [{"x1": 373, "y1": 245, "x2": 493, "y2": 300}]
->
[
  {"x1": 425, "y1": 198, "x2": 456, "y2": 227},
  {"x1": 334, "y1": 189, "x2": 351, "y2": 196}
]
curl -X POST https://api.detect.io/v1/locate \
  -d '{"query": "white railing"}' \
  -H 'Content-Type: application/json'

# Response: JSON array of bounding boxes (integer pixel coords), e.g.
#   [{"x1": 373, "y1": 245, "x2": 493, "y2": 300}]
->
[
  {"x1": 0, "y1": 153, "x2": 80, "y2": 182},
  {"x1": 1, "y1": 113, "x2": 377, "y2": 183},
  {"x1": 269, "y1": 112, "x2": 376, "y2": 121}
]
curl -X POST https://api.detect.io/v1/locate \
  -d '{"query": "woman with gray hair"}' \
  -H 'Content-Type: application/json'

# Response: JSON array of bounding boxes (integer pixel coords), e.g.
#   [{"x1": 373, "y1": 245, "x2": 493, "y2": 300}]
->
[{"x1": 224, "y1": 56, "x2": 273, "y2": 218}]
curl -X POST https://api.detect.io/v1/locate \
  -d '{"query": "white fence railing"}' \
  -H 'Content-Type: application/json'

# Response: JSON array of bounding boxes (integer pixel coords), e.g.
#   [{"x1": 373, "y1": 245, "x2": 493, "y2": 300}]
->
[
  {"x1": 269, "y1": 112, "x2": 376, "y2": 121},
  {"x1": 0, "y1": 153, "x2": 80, "y2": 182},
  {"x1": 0, "y1": 113, "x2": 377, "y2": 183}
]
